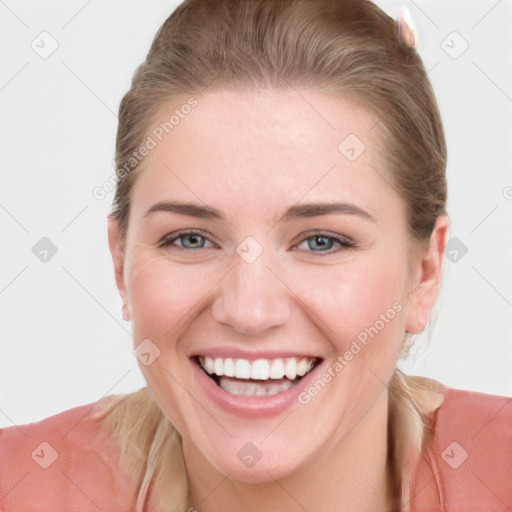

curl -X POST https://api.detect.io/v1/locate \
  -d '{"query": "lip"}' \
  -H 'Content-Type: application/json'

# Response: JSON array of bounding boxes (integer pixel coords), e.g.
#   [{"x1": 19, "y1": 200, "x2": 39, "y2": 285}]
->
[{"x1": 190, "y1": 356, "x2": 323, "y2": 419}]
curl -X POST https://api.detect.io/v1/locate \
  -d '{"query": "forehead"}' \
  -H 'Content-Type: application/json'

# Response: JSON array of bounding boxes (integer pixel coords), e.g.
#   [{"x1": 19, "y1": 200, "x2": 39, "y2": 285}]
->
[{"x1": 130, "y1": 89, "x2": 398, "y2": 223}]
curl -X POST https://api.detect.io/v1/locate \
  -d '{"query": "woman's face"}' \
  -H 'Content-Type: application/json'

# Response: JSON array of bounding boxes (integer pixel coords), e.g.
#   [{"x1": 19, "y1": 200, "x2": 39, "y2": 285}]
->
[{"x1": 109, "y1": 89, "x2": 440, "y2": 481}]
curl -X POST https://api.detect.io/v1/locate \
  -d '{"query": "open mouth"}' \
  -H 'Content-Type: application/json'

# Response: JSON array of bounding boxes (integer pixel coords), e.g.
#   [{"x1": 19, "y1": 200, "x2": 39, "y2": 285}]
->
[{"x1": 195, "y1": 355, "x2": 321, "y2": 396}]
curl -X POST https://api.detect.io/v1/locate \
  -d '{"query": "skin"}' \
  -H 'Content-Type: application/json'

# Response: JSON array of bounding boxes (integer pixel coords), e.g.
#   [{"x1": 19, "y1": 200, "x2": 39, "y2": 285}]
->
[{"x1": 108, "y1": 89, "x2": 449, "y2": 511}]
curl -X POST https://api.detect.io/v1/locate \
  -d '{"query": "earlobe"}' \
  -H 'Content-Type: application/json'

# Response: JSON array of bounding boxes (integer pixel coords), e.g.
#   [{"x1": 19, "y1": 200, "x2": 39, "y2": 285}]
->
[
  {"x1": 404, "y1": 214, "x2": 450, "y2": 334},
  {"x1": 107, "y1": 216, "x2": 130, "y2": 321}
]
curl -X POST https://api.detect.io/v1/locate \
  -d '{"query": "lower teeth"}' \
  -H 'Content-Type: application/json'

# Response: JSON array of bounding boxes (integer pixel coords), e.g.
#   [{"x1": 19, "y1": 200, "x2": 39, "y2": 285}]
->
[{"x1": 218, "y1": 376, "x2": 296, "y2": 396}]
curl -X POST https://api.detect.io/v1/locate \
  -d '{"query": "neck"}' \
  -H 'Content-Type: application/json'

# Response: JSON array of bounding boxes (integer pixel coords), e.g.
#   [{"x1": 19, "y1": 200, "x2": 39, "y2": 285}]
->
[{"x1": 183, "y1": 389, "x2": 398, "y2": 512}]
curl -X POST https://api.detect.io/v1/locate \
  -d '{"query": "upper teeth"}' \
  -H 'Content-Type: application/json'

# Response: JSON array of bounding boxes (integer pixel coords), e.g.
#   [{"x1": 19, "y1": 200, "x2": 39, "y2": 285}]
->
[{"x1": 198, "y1": 356, "x2": 316, "y2": 381}]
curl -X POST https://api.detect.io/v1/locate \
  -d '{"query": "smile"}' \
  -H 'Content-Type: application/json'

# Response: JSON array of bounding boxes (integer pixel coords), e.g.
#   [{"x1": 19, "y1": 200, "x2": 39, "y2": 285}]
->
[{"x1": 197, "y1": 356, "x2": 320, "y2": 396}]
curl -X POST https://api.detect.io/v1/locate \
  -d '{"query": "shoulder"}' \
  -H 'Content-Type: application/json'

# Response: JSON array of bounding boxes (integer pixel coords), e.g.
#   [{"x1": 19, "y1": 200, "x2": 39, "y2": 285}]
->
[
  {"x1": 435, "y1": 385, "x2": 512, "y2": 433},
  {"x1": 0, "y1": 398, "x2": 137, "y2": 511},
  {"x1": 416, "y1": 385, "x2": 512, "y2": 510}
]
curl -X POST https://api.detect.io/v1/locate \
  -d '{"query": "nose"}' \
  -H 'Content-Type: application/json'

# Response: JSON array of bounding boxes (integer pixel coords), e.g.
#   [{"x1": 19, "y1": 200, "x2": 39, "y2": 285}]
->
[{"x1": 211, "y1": 254, "x2": 290, "y2": 336}]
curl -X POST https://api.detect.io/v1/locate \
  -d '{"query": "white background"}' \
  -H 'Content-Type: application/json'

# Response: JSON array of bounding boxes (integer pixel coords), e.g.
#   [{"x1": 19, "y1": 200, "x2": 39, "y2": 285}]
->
[{"x1": 1, "y1": 0, "x2": 511, "y2": 428}]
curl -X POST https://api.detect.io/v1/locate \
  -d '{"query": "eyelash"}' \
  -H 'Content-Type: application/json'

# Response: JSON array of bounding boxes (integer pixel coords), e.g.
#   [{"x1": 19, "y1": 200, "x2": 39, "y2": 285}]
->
[{"x1": 158, "y1": 230, "x2": 356, "y2": 255}]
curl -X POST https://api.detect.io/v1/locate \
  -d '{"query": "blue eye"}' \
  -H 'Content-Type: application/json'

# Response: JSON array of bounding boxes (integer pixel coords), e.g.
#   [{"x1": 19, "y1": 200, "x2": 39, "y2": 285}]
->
[
  {"x1": 295, "y1": 233, "x2": 355, "y2": 254},
  {"x1": 160, "y1": 231, "x2": 215, "y2": 250},
  {"x1": 159, "y1": 230, "x2": 355, "y2": 255}
]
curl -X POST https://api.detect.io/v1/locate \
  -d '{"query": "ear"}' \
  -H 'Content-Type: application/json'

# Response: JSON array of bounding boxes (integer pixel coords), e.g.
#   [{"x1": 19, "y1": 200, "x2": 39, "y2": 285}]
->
[
  {"x1": 107, "y1": 216, "x2": 130, "y2": 321},
  {"x1": 404, "y1": 214, "x2": 450, "y2": 334}
]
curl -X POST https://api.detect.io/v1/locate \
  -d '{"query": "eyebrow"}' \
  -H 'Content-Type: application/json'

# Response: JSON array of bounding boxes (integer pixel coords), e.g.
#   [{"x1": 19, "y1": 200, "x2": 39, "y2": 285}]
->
[{"x1": 144, "y1": 200, "x2": 377, "y2": 223}]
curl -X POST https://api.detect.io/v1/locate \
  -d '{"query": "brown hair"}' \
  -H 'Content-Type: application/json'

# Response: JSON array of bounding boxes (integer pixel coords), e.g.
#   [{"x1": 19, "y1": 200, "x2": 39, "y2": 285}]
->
[
  {"x1": 110, "y1": 0, "x2": 447, "y2": 249},
  {"x1": 104, "y1": 1, "x2": 448, "y2": 510}
]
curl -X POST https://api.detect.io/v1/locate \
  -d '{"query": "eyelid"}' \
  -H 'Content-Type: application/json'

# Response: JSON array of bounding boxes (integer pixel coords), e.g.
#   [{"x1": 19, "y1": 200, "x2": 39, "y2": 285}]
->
[{"x1": 294, "y1": 230, "x2": 354, "y2": 245}]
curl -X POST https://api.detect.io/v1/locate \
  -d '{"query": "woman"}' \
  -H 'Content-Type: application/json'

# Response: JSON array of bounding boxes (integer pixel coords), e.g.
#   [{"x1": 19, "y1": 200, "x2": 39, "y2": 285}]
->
[{"x1": 1, "y1": 1, "x2": 510, "y2": 510}]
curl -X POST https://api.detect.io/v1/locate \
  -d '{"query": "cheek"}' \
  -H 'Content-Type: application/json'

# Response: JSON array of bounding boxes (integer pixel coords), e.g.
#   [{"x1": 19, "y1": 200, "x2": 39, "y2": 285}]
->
[
  {"x1": 125, "y1": 255, "x2": 218, "y2": 438},
  {"x1": 126, "y1": 254, "x2": 215, "y2": 341},
  {"x1": 290, "y1": 254, "x2": 407, "y2": 353},
  {"x1": 291, "y1": 257, "x2": 407, "y2": 421}
]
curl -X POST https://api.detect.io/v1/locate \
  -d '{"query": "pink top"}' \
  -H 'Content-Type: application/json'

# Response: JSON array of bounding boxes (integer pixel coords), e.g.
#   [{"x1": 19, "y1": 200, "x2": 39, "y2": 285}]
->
[
  {"x1": 1, "y1": 385, "x2": 511, "y2": 511},
  {"x1": 407, "y1": 386, "x2": 511, "y2": 511},
  {"x1": 0, "y1": 398, "x2": 137, "y2": 511}
]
